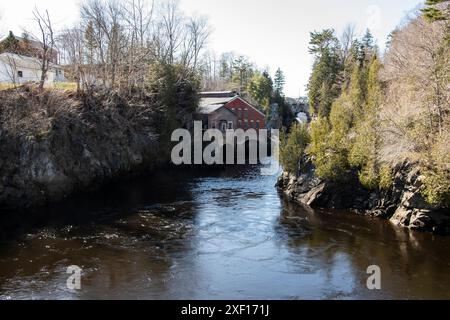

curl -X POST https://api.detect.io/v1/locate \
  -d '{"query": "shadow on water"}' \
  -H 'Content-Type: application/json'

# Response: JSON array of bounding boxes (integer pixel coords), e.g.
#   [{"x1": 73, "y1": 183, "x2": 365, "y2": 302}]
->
[
  {"x1": 0, "y1": 164, "x2": 450, "y2": 299},
  {"x1": 0, "y1": 166, "x2": 201, "y2": 240},
  {"x1": 0, "y1": 167, "x2": 202, "y2": 299}
]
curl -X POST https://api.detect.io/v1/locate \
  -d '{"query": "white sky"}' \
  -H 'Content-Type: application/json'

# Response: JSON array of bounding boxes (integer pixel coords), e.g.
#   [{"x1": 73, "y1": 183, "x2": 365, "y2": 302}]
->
[{"x1": 0, "y1": 0, "x2": 423, "y2": 97}]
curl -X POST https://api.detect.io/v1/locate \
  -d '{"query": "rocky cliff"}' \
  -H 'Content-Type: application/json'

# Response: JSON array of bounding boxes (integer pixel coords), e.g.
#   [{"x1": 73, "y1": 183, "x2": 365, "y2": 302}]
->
[
  {"x1": 277, "y1": 161, "x2": 450, "y2": 234},
  {"x1": 0, "y1": 87, "x2": 164, "y2": 211}
]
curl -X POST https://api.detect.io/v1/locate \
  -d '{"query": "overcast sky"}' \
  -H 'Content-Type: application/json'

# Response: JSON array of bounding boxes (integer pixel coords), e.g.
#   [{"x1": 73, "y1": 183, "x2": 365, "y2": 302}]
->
[{"x1": 0, "y1": 0, "x2": 423, "y2": 97}]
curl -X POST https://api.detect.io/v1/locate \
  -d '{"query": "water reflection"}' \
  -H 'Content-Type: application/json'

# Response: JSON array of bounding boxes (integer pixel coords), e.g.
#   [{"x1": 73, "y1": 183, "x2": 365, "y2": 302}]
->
[
  {"x1": 277, "y1": 197, "x2": 450, "y2": 299},
  {"x1": 0, "y1": 165, "x2": 449, "y2": 299}
]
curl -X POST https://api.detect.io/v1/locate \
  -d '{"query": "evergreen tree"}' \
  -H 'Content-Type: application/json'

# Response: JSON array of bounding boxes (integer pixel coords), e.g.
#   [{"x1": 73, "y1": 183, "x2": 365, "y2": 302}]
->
[
  {"x1": 308, "y1": 29, "x2": 339, "y2": 55},
  {"x1": 0, "y1": 31, "x2": 19, "y2": 53},
  {"x1": 231, "y1": 56, "x2": 253, "y2": 95},
  {"x1": 307, "y1": 29, "x2": 342, "y2": 117},
  {"x1": 280, "y1": 123, "x2": 311, "y2": 174},
  {"x1": 308, "y1": 30, "x2": 380, "y2": 184},
  {"x1": 348, "y1": 63, "x2": 365, "y2": 119},
  {"x1": 248, "y1": 71, "x2": 273, "y2": 109},
  {"x1": 362, "y1": 29, "x2": 374, "y2": 48},
  {"x1": 148, "y1": 62, "x2": 200, "y2": 160},
  {"x1": 421, "y1": 0, "x2": 448, "y2": 22},
  {"x1": 309, "y1": 115, "x2": 351, "y2": 180},
  {"x1": 359, "y1": 29, "x2": 376, "y2": 65},
  {"x1": 349, "y1": 56, "x2": 382, "y2": 189}
]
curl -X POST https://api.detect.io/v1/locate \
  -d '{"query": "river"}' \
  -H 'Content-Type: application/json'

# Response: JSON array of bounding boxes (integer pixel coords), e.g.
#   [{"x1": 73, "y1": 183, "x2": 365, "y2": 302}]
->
[{"x1": 0, "y1": 164, "x2": 449, "y2": 299}]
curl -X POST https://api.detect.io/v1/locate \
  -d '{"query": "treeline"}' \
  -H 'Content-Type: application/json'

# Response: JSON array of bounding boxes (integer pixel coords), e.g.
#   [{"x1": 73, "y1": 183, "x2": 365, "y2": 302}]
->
[
  {"x1": 200, "y1": 53, "x2": 286, "y2": 107},
  {"x1": 0, "y1": 0, "x2": 208, "y2": 160},
  {"x1": 198, "y1": 52, "x2": 295, "y2": 125},
  {"x1": 57, "y1": 0, "x2": 293, "y2": 129},
  {"x1": 281, "y1": 1, "x2": 449, "y2": 206},
  {"x1": 56, "y1": 0, "x2": 209, "y2": 93},
  {"x1": 1, "y1": 0, "x2": 292, "y2": 115}
]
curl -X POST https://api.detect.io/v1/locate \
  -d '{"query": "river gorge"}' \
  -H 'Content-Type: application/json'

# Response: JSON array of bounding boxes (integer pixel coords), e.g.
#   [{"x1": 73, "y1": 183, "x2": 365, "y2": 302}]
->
[{"x1": 0, "y1": 163, "x2": 449, "y2": 299}]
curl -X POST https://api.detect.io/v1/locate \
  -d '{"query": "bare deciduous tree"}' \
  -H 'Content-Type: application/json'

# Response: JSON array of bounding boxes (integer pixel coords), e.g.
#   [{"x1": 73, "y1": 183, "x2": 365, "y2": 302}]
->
[
  {"x1": 32, "y1": 8, "x2": 55, "y2": 90},
  {"x1": 3, "y1": 54, "x2": 19, "y2": 87},
  {"x1": 380, "y1": 12, "x2": 449, "y2": 162},
  {"x1": 181, "y1": 15, "x2": 210, "y2": 69},
  {"x1": 59, "y1": 26, "x2": 86, "y2": 93},
  {"x1": 54, "y1": 0, "x2": 211, "y2": 92},
  {"x1": 123, "y1": 0, "x2": 155, "y2": 90},
  {"x1": 340, "y1": 24, "x2": 356, "y2": 62},
  {"x1": 158, "y1": 0, "x2": 183, "y2": 64}
]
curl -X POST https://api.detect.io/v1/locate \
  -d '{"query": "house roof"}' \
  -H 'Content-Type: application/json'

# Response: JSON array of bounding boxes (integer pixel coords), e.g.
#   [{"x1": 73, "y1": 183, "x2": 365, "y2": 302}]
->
[
  {"x1": 0, "y1": 33, "x2": 59, "y2": 54},
  {"x1": 198, "y1": 104, "x2": 225, "y2": 114},
  {"x1": 199, "y1": 96, "x2": 235, "y2": 108},
  {"x1": 199, "y1": 94, "x2": 266, "y2": 117},
  {"x1": 198, "y1": 104, "x2": 239, "y2": 117},
  {"x1": 0, "y1": 52, "x2": 63, "y2": 69},
  {"x1": 199, "y1": 91, "x2": 236, "y2": 98}
]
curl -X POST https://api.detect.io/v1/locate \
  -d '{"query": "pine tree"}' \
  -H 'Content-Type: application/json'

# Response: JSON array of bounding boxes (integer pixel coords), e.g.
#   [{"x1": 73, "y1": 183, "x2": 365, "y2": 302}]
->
[
  {"x1": 307, "y1": 29, "x2": 342, "y2": 117},
  {"x1": 280, "y1": 123, "x2": 311, "y2": 174},
  {"x1": 360, "y1": 29, "x2": 376, "y2": 65},
  {"x1": 421, "y1": 0, "x2": 448, "y2": 22},
  {"x1": 362, "y1": 29, "x2": 374, "y2": 48},
  {"x1": 231, "y1": 56, "x2": 253, "y2": 95},
  {"x1": 349, "y1": 56, "x2": 382, "y2": 189},
  {"x1": 0, "y1": 31, "x2": 19, "y2": 53},
  {"x1": 248, "y1": 71, "x2": 273, "y2": 109},
  {"x1": 348, "y1": 63, "x2": 365, "y2": 120},
  {"x1": 308, "y1": 29, "x2": 339, "y2": 55}
]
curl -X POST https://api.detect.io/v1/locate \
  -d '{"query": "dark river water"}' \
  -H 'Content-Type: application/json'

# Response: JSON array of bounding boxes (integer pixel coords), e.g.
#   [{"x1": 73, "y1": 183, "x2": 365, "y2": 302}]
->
[{"x1": 0, "y1": 164, "x2": 449, "y2": 300}]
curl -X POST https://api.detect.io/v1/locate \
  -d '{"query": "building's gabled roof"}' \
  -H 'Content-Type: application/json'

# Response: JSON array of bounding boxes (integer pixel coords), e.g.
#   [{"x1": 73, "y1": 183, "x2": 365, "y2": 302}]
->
[
  {"x1": 198, "y1": 104, "x2": 224, "y2": 114},
  {"x1": 226, "y1": 96, "x2": 266, "y2": 117},
  {"x1": 0, "y1": 33, "x2": 58, "y2": 54},
  {"x1": 199, "y1": 96, "x2": 235, "y2": 108},
  {"x1": 199, "y1": 92, "x2": 266, "y2": 118},
  {"x1": 0, "y1": 52, "x2": 63, "y2": 69},
  {"x1": 199, "y1": 91, "x2": 236, "y2": 98},
  {"x1": 198, "y1": 104, "x2": 238, "y2": 117}
]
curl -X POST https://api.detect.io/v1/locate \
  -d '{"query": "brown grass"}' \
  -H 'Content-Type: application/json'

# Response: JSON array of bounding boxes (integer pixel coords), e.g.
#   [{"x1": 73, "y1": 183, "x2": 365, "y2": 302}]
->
[
  {"x1": 0, "y1": 82, "x2": 78, "y2": 92},
  {"x1": 0, "y1": 83, "x2": 16, "y2": 91}
]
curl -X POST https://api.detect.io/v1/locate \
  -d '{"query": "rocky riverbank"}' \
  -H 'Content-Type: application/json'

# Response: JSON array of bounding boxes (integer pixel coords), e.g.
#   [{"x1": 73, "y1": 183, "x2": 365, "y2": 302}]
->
[
  {"x1": 276, "y1": 161, "x2": 450, "y2": 234},
  {"x1": 0, "y1": 86, "x2": 169, "y2": 212}
]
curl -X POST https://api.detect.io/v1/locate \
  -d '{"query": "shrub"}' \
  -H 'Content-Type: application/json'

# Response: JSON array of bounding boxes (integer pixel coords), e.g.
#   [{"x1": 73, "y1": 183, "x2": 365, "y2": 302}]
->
[
  {"x1": 280, "y1": 123, "x2": 311, "y2": 174},
  {"x1": 420, "y1": 136, "x2": 450, "y2": 206},
  {"x1": 309, "y1": 96, "x2": 353, "y2": 181},
  {"x1": 378, "y1": 164, "x2": 394, "y2": 190}
]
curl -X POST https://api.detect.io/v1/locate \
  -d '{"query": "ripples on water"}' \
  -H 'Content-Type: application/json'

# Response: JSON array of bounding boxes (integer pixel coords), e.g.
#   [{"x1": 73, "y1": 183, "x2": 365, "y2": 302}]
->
[{"x1": 0, "y1": 165, "x2": 449, "y2": 300}]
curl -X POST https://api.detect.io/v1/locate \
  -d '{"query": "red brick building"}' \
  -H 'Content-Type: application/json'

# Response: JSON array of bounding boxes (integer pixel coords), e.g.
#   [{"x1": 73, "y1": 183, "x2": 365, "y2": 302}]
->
[{"x1": 199, "y1": 91, "x2": 266, "y2": 131}]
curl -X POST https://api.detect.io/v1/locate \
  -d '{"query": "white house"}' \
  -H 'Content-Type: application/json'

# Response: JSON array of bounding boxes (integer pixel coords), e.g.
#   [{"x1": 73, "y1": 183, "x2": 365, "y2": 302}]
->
[{"x1": 0, "y1": 52, "x2": 65, "y2": 86}]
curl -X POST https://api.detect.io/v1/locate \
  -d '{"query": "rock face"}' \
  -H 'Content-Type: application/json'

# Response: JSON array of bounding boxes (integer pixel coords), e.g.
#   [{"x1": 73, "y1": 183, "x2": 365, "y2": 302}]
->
[
  {"x1": 0, "y1": 88, "x2": 164, "y2": 211},
  {"x1": 277, "y1": 161, "x2": 450, "y2": 234}
]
